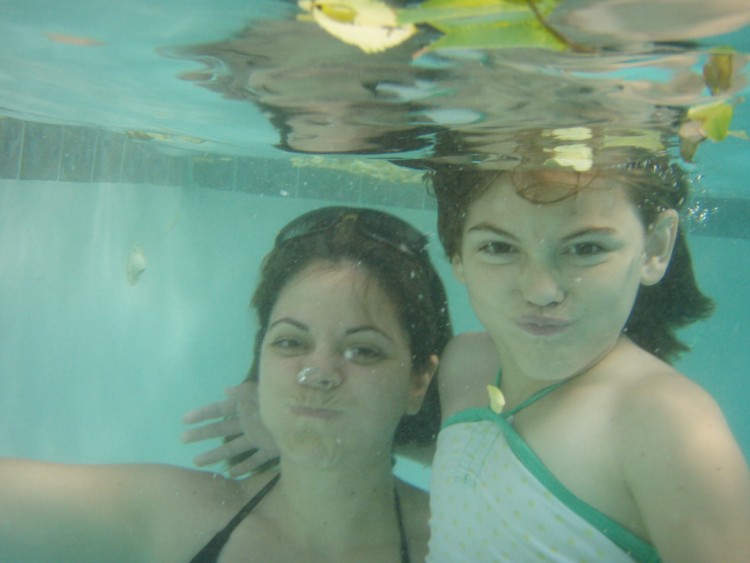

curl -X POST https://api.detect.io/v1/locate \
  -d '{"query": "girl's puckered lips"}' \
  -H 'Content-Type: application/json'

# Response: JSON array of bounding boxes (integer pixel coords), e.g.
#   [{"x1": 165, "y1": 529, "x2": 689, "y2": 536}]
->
[{"x1": 516, "y1": 315, "x2": 572, "y2": 337}]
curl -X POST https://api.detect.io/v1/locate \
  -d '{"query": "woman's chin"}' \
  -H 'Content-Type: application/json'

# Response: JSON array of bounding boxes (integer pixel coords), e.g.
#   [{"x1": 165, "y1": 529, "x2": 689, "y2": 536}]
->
[{"x1": 279, "y1": 429, "x2": 348, "y2": 467}]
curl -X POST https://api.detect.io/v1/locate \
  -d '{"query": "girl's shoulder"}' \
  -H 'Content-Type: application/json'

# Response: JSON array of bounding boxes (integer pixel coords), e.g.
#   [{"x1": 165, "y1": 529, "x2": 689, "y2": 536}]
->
[{"x1": 605, "y1": 342, "x2": 734, "y2": 471}]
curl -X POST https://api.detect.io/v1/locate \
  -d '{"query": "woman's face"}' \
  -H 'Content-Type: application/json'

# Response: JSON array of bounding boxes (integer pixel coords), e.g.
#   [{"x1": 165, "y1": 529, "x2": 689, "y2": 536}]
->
[
  {"x1": 258, "y1": 262, "x2": 432, "y2": 467},
  {"x1": 452, "y1": 171, "x2": 676, "y2": 381}
]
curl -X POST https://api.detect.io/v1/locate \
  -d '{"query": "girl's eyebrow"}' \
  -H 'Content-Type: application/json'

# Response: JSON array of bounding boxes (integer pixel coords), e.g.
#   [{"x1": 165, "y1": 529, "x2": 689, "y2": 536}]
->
[
  {"x1": 467, "y1": 224, "x2": 618, "y2": 243},
  {"x1": 561, "y1": 227, "x2": 617, "y2": 242}
]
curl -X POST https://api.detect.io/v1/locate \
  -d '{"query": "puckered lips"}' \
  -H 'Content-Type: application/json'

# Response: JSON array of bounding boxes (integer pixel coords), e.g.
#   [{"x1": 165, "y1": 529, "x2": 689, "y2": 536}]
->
[{"x1": 516, "y1": 315, "x2": 572, "y2": 337}]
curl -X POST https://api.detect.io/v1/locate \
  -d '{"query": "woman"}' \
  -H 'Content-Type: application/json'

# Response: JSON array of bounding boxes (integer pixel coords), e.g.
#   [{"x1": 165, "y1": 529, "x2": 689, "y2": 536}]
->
[
  {"x1": 187, "y1": 155, "x2": 750, "y2": 562},
  {"x1": 0, "y1": 206, "x2": 452, "y2": 562}
]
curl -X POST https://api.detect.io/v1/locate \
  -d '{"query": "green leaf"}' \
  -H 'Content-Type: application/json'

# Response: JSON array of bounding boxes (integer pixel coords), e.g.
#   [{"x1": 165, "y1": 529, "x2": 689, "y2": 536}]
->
[
  {"x1": 397, "y1": 0, "x2": 559, "y2": 26},
  {"x1": 687, "y1": 101, "x2": 734, "y2": 142},
  {"x1": 424, "y1": 19, "x2": 567, "y2": 51}
]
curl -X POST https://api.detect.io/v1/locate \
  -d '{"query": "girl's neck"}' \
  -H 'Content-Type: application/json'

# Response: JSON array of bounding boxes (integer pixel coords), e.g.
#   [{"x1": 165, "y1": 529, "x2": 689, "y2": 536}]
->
[{"x1": 495, "y1": 335, "x2": 627, "y2": 411}]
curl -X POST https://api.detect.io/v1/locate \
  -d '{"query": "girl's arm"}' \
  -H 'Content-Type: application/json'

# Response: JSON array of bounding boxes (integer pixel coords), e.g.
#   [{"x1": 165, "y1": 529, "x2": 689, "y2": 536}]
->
[{"x1": 619, "y1": 376, "x2": 750, "y2": 562}]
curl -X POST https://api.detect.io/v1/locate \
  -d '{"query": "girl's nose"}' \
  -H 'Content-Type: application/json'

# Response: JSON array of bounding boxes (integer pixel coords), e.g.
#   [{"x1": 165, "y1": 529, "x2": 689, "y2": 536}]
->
[
  {"x1": 519, "y1": 260, "x2": 565, "y2": 307},
  {"x1": 296, "y1": 366, "x2": 342, "y2": 391}
]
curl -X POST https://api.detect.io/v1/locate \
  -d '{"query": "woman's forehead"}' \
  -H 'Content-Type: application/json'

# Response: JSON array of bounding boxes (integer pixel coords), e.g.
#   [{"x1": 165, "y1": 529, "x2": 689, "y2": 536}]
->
[{"x1": 274, "y1": 264, "x2": 399, "y2": 323}]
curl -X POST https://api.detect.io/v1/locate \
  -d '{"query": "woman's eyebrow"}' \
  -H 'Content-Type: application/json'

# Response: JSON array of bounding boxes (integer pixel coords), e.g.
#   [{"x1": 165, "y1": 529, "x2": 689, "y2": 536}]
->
[
  {"x1": 268, "y1": 318, "x2": 307, "y2": 331},
  {"x1": 466, "y1": 223, "x2": 517, "y2": 240},
  {"x1": 345, "y1": 325, "x2": 395, "y2": 343}
]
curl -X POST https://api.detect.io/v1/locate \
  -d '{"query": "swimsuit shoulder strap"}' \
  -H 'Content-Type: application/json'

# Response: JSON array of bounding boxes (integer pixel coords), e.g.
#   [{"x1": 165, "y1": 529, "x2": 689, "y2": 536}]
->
[
  {"x1": 502, "y1": 374, "x2": 574, "y2": 418},
  {"x1": 190, "y1": 472, "x2": 280, "y2": 563},
  {"x1": 394, "y1": 486, "x2": 411, "y2": 563}
]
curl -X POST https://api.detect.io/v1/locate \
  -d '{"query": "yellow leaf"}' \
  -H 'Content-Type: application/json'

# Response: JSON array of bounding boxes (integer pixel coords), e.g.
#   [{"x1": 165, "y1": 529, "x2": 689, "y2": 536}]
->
[
  {"x1": 298, "y1": 0, "x2": 417, "y2": 53},
  {"x1": 687, "y1": 101, "x2": 734, "y2": 142},
  {"x1": 703, "y1": 47, "x2": 735, "y2": 95}
]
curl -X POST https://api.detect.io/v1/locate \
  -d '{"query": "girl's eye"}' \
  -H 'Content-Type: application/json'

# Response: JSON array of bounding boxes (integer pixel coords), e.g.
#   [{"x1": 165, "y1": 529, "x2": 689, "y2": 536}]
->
[
  {"x1": 568, "y1": 242, "x2": 606, "y2": 256},
  {"x1": 343, "y1": 346, "x2": 385, "y2": 364}
]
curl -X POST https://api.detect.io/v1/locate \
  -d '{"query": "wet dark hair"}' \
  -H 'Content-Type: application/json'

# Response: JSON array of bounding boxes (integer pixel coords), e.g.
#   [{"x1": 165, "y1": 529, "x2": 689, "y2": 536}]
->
[
  {"x1": 238, "y1": 207, "x2": 452, "y2": 460},
  {"x1": 427, "y1": 156, "x2": 713, "y2": 363}
]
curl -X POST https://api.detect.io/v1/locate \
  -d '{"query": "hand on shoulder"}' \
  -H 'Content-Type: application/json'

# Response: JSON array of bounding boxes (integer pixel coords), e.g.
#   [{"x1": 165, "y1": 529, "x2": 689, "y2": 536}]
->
[{"x1": 438, "y1": 332, "x2": 499, "y2": 418}]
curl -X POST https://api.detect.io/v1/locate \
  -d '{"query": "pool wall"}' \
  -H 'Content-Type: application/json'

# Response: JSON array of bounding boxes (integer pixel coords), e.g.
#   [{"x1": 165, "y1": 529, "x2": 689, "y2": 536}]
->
[{"x1": 1, "y1": 118, "x2": 747, "y2": 481}]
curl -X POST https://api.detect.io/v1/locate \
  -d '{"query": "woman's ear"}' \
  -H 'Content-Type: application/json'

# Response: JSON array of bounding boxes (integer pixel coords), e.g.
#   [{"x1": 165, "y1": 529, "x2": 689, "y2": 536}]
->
[
  {"x1": 641, "y1": 209, "x2": 679, "y2": 286},
  {"x1": 406, "y1": 355, "x2": 439, "y2": 415}
]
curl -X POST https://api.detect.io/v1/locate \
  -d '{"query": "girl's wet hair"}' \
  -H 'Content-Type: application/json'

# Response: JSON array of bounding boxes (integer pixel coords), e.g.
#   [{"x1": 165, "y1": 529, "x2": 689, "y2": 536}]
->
[
  {"x1": 427, "y1": 155, "x2": 713, "y2": 363},
  {"x1": 243, "y1": 208, "x2": 452, "y2": 448}
]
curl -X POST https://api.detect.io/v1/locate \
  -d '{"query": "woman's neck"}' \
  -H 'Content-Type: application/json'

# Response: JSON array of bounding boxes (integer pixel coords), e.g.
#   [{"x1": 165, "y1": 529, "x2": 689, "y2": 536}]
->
[{"x1": 268, "y1": 454, "x2": 401, "y2": 553}]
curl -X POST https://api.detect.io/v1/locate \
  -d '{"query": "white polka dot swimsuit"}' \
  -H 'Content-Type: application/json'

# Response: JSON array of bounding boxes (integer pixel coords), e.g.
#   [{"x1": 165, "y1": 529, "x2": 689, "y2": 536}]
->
[{"x1": 428, "y1": 375, "x2": 660, "y2": 563}]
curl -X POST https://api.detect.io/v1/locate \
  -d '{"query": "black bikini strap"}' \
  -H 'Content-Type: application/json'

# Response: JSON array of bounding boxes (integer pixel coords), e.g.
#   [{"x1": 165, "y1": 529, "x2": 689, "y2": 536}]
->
[
  {"x1": 394, "y1": 487, "x2": 410, "y2": 563},
  {"x1": 190, "y1": 473, "x2": 280, "y2": 563}
]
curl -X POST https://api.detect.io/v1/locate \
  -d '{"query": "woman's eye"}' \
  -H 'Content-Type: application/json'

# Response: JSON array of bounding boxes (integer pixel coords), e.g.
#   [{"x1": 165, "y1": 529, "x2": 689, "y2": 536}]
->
[
  {"x1": 343, "y1": 346, "x2": 385, "y2": 364},
  {"x1": 478, "y1": 241, "x2": 516, "y2": 255},
  {"x1": 269, "y1": 337, "x2": 305, "y2": 353}
]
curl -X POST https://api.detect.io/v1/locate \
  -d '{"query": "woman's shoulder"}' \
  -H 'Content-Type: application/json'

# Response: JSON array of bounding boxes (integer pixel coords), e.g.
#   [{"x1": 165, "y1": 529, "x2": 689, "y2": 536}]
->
[{"x1": 395, "y1": 479, "x2": 430, "y2": 562}]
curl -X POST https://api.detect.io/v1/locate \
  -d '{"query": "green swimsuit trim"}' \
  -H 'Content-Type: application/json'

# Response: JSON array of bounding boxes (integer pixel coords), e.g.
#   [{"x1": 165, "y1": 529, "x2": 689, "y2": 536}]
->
[{"x1": 442, "y1": 377, "x2": 661, "y2": 563}]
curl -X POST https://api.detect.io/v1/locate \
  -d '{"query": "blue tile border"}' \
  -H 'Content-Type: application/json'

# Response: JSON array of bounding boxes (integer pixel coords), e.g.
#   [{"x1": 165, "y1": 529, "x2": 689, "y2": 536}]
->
[{"x1": 0, "y1": 115, "x2": 747, "y2": 238}]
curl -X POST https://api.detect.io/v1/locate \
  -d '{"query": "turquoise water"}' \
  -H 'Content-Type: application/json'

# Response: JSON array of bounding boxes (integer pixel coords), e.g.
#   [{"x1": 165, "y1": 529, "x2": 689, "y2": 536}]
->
[{"x1": 0, "y1": 0, "x2": 748, "y2": 486}]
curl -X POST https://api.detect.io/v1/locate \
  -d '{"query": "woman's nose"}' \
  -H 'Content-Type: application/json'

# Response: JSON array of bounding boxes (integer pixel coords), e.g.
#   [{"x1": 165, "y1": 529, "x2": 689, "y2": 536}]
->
[
  {"x1": 296, "y1": 366, "x2": 343, "y2": 391},
  {"x1": 519, "y1": 260, "x2": 565, "y2": 307}
]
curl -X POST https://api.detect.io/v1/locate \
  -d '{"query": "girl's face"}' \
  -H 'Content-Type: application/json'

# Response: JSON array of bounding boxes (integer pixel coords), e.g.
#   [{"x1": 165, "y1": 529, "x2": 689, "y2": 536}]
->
[
  {"x1": 452, "y1": 172, "x2": 677, "y2": 381},
  {"x1": 258, "y1": 263, "x2": 434, "y2": 467}
]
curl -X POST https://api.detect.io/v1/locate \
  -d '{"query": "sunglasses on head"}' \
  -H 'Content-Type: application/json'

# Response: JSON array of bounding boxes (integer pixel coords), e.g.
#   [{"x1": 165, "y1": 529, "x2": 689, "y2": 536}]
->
[{"x1": 275, "y1": 206, "x2": 429, "y2": 258}]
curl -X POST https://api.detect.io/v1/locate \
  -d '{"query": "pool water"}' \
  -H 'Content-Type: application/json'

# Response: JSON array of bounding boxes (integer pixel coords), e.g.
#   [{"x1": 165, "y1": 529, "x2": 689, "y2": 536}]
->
[{"x1": 0, "y1": 0, "x2": 748, "y2": 486}]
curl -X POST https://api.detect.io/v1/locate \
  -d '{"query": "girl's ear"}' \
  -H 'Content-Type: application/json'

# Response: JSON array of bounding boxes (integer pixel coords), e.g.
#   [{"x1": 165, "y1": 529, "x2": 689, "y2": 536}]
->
[
  {"x1": 451, "y1": 254, "x2": 466, "y2": 284},
  {"x1": 406, "y1": 355, "x2": 439, "y2": 415},
  {"x1": 641, "y1": 209, "x2": 679, "y2": 286}
]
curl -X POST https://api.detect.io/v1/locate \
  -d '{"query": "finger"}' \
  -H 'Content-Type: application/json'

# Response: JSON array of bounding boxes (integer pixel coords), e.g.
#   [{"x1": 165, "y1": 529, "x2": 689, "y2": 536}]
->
[
  {"x1": 227, "y1": 454, "x2": 280, "y2": 478},
  {"x1": 181, "y1": 398, "x2": 236, "y2": 424},
  {"x1": 181, "y1": 418, "x2": 242, "y2": 444},
  {"x1": 192, "y1": 437, "x2": 257, "y2": 466}
]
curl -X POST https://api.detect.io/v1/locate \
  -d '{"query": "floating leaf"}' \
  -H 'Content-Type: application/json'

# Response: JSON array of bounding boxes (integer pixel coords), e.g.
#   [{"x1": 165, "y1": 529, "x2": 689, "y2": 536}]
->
[
  {"x1": 687, "y1": 101, "x2": 734, "y2": 142},
  {"x1": 679, "y1": 100, "x2": 747, "y2": 161},
  {"x1": 398, "y1": 0, "x2": 541, "y2": 26},
  {"x1": 703, "y1": 47, "x2": 735, "y2": 95},
  {"x1": 298, "y1": 0, "x2": 417, "y2": 53},
  {"x1": 425, "y1": 18, "x2": 567, "y2": 52}
]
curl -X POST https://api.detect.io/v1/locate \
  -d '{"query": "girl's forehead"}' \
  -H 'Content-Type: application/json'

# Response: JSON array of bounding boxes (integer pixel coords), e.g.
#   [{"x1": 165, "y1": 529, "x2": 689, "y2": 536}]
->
[{"x1": 467, "y1": 173, "x2": 636, "y2": 223}]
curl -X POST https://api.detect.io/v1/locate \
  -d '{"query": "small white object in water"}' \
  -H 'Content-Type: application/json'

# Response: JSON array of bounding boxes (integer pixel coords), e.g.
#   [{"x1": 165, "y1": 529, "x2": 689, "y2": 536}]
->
[{"x1": 126, "y1": 245, "x2": 147, "y2": 286}]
